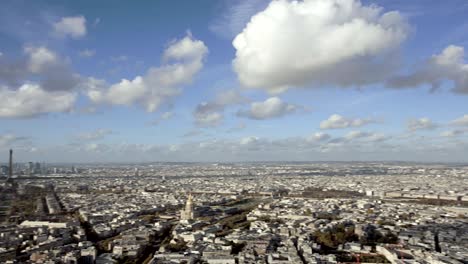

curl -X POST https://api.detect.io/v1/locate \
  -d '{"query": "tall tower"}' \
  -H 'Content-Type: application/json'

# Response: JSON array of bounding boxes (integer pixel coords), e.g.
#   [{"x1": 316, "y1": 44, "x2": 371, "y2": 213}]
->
[
  {"x1": 9, "y1": 149, "x2": 13, "y2": 177},
  {"x1": 180, "y1": 193, "x2": 195, "y2": 220},
  {"x1": 185, "y1": 193, "x2": 194, "y2": 215}
]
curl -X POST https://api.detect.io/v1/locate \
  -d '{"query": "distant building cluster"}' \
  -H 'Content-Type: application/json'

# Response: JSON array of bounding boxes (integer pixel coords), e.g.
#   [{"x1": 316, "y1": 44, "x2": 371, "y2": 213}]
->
[
  {"x1": 0, "y1": 161, "x2": 467, "y2": 263},
  {"x1": 1, "y1": 150, "x2": 81, "y2": 177}
]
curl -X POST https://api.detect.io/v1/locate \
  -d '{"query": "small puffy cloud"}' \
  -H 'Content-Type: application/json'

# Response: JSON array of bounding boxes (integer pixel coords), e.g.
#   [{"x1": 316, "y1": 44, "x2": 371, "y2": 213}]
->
[
  {"x1": 240, "y1": 136, "x2": 259, "y2": 145},
  {"x1": 163, "y1": 34, "x2": 209, "y2": 62},
  {"x1": 239, "y1": 136, "x2": 267, "y2": 151},
  {"x1": 79, "y1": 49, "x2": 95, "y2": 58},
  {"x1": 407, "y1": 117, "x2": 437, "y2": 131},
  {"x1": 237, "y1": 97, "x2": 298, "y2": 120},
  {"x1": 345, "y1": 131, "x2": 388, "y2": 142},
  {"x1": 194, "y1": 102, "x2": 224, "y2": 127},
  {"x1": 450, "y1": 114, "x2": 468, "y2": 126},
  {"x1": 24, "y1": 46, "x2": 58, "y2": 73},
  {"x1": 161, "y1": 111, "x2": 173, "y2": 120},
  {"x1": 307, "y1": 132, "x2": 331, "y2": 142},
  {"x1": 53, "y1": 15, "x2": 87, "y2": 39},
  {"x1": 320, "y1": 114, "x2": 375, "y2": 129},
  {"x1": 148, "y1": 111, "x2": 174, "y2": 126},
  {"x1": 389, "y1": 45, "x2": 468, "y2": 93},
  {"x1": 84, "y1": 143, "x2": 109, "y2": 153},
  {"x1": 366, "y1": 133, "x2": 388, "y2": 142},
  {"x1": 0, "y1": 84, "x2": 76, "y2": 118},
  {"x1": 86, "y1": 34, "x2": 208, "y2": 112},
  {"x1": 233, "y1": 0, "x2": 408, "y2": 92},
  {"x1": 440, "y1": 129, "x2": 466, "y2": 137},
  {"x1": 196, "y1": 112, "x2": 223, "y2": 127},
  {"x1": 345, "y1": 130, "x2": 370, "y2": 140},
  {"x1": 193, "y1": 89, "x2": 249, "y2": 127},
  {"x1": 77, "y1": 129, "x2": 112, "y2": 141},
  {"x1": 93, "y1": 18, "x2": 101, "y2": 26}
]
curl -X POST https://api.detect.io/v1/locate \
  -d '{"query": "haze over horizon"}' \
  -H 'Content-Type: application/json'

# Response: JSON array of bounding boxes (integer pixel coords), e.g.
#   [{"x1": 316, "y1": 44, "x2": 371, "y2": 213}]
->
[{"x1": 1, "y1": 0, "x2": 468, "y2": 163}]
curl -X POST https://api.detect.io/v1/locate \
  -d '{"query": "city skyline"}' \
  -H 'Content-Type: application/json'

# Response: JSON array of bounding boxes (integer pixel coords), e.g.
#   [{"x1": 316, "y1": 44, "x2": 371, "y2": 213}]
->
[{"x1": 1, "y1": 0, "x2": 468, "y2": 163}]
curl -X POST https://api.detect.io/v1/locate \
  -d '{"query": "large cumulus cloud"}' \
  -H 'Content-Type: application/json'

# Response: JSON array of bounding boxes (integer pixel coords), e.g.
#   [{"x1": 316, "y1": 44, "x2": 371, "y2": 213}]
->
[
  {"x1": 232, "y1": 0, "x2": 408, "y2": 92},
  {"x1": 0, "y1": 84, "x2": 76, "y2": 118},
  {"x1": 86, "y1": 35, "x2": 208, "y2": 112},
  {"x1": 388, "y1": 45, "x2": 468, "y2": 94},
  {"x1": 0, "y1": 46, "x2": 80, "y2": 118}
]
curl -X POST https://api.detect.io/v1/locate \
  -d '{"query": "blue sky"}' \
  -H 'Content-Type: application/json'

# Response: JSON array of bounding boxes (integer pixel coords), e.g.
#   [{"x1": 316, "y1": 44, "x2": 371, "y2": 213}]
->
[{"x1": 1, "y1": 0, "x2": 468, "y2": 163}]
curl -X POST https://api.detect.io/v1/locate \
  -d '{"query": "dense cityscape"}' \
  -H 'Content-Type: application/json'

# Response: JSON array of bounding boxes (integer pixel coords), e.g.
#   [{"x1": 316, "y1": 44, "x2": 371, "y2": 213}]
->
[
  {"x1": 2, "y1": 0, "x2": 468, "y2": 263},
  {"x1": 1, "y1": 150, "x2": 467, "y2": 263}
]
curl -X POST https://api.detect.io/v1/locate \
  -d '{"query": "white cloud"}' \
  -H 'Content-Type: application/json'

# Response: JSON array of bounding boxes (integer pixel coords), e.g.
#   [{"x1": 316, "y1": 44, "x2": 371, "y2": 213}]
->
[
  {"x1": 307, "y1": 132, "x2": 331, "y2": 142},
  {"x1": 148, "y1": 111, "x2": 174, "y2": 126},
  {"x1": 192, "y1": 89, "x2": 249, "y2": 127},
  {"x1": 24, "y1": 46, "x2": 81, "y2": 91},
  {"x1": 196, "y1": 112, "x2": 223, "y2": 127},
  {"x1": 53, "y1": 16, "x2": 87, "y2": 39},
  {"x1": 194, "y1": 102, "x2": 224, "y2": 127},
  {"x1": 320, "y1": 114, "x2": 375, "y2": 129},
  {"x1": 163, "y1": 34, "x2": 209, "y2": 62},
  {"x1": 0, "y1": 46, "x2": 79, "y2": 91},
  {"x1": 389, "y1": 45, "x2": 468, "y2": 93},
  {"x1": 233, "y1": 0, "x2": 408, "y2": 92},
  {"x1": 106, "y1": 76, "x2": 147, "y2": 106},
  {"x1": 407, "y1": 117, "x2": 437, "y2": 131},
  {"x1": 237, "y1": 97, "x2": 298, "y2": 120},
  {"x1": 93, "y1": 18, "x2": 101, "y2": 26},
  {"x1": 450, "y1": 114, "x2": 468, "y2": 126},
  {"x1": 79, "y1": 49, "x2": 95, "y2": 58},
  {"x1": 240, "y1": 136, "x2": 259, "y2": 145},
  {"x1": 86, "y1": 34, "x2": 208, "y2": 112},
  {"x1": 24, "y1": 46, "x2": 58, "y2": 73},
  {"x1": 36, "y1": 132, "x2": 468, "y2": 162},
  {"x1": 0, "y1": 84, "x2": 76, "y2": 118},
  {"x1": 345, "y1": 131, "x2": 388, "y2": 142},
  {"x1": 345, "y1": 130, "x2": 369, "y2": 140},
  {"x1": 440, "y1": 129, "x2": 466, "y2": 137},
  {"x1": 365, "y1": 133, "x2": 388, "y2": 142},
  {"x1": 78, "y1": 129, "x2": 112, "y2": 141},
  {"x1": 161, "y1": 111, "x2": 173, "y2": 120},
  {"x1": 84, "y1": 143, "x2": 109, "y2": 153}
]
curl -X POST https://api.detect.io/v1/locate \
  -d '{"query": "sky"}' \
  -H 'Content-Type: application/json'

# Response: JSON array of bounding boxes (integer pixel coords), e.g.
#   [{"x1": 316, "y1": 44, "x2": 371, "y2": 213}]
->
[{"x1": 1, "y1": 0, "x2": 468, "y2": 163}]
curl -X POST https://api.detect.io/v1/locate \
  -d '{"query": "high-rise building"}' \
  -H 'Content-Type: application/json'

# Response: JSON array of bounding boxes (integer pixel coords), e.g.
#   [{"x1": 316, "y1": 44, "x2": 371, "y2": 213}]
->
[
  {"x1": 34, "y1": 162, "x2": 41, "y2": 174},
  {"x1": 0, "y1": 165, "x2": 8, "y2": 176},
  {"x1": 28, "y1": 162, "x2": 34, "y2": 175},
  {"x1": 180, "y1": 193, "x2": 195, "y2": 220},
  {"x1": 9, "y1": 149, "x2": 13, "y2": 177}
]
